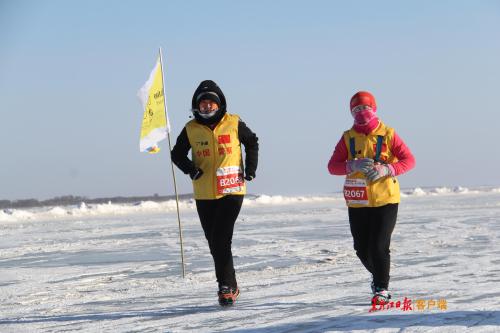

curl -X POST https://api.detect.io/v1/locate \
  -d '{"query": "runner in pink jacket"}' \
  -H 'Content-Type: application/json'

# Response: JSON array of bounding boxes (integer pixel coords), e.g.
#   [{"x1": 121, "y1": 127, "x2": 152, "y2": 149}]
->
[{"x1": 327, "y1": 91, "x2": 415, "y2": 305}]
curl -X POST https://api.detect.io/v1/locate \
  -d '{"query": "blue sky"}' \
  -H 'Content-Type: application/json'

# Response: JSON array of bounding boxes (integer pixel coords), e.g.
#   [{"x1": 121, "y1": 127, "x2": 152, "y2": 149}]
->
[{"x1": 1, "y1": 0, "x2": 499, "y2": 200}]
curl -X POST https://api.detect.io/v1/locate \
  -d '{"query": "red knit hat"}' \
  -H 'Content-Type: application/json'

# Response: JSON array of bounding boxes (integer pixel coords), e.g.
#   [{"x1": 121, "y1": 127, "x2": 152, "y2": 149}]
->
[{"x1": 350, "y1": 91, "x2": 376, "y2": 111}]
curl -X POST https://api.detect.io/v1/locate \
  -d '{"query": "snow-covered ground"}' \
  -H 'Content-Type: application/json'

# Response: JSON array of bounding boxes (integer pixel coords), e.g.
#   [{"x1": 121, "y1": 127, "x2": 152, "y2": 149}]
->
[{"x1": 1, "y1": 187, "x2": 499, "y2": 332}]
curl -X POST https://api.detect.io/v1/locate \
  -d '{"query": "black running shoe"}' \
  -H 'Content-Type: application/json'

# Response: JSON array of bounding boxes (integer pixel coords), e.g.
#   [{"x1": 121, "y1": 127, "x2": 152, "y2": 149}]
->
[
  {"x1": 218, "y1": 286, "x2": 240, "y2": 306},
  {"x1": 371, "y1": 287, "x2": 391, "y2": 305}
]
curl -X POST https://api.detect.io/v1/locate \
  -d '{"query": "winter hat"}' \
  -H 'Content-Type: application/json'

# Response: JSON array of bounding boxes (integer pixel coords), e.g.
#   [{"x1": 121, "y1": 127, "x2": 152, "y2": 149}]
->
[
  {"x1": 191, "y1": 80, "x2": 227, "y2": 125},
  {"x1": 191, "y1": 80, "x2": 227, "y2": 111},
  {"x1": 350, "y1": 91, "x2": 377, "y2": 111},
  {"x1": 195, "y1": 91, "x2": 221, "y2": 107}
]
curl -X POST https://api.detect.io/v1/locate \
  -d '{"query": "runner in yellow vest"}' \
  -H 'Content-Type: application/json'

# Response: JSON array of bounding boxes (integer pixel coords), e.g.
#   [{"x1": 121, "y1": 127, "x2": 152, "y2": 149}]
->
[
  {"x1": 171, "y1": 80, "x2": 259, "y2": 306},
  {"x1": 328, "y1": 91, "x2": 415, "y2": 305}
]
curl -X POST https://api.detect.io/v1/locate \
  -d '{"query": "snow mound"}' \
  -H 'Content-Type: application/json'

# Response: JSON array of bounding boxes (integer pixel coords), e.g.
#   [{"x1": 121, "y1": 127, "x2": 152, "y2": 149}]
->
[{"x1": 2, "y1": 186, "x2": 499, "y2": 223}]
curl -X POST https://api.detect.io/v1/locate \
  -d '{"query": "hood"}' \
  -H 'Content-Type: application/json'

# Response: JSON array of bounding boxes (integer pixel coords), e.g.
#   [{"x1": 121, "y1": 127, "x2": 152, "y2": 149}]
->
[{"x1": 191, "y1": 80, "x2": 227, "y2": 125}]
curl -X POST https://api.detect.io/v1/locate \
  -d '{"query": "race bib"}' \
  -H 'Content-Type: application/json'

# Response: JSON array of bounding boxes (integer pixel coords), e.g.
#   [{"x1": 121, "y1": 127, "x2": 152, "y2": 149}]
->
[
  {"x1": 216, "y1": 166, "x2": 244, "y2": 194},
  {"x1": 343, "y1": 178, "x2": 369, "y2": 205}
]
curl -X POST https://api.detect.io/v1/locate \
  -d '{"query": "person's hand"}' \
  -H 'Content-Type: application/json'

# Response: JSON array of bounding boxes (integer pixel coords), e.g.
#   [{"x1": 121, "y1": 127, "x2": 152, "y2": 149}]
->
[
  {"x1": 244, "y1": 172, "x2": 255, "y2": 181},
  {"x1": 366, "y1": 164, "x2": 393, "y2": 182},
  {"x1": 346, "y1": 158, "x2": 374, "y2": 174},
  {"x1": 189, "y1": 168, "x2": 203, "y2": 180}
]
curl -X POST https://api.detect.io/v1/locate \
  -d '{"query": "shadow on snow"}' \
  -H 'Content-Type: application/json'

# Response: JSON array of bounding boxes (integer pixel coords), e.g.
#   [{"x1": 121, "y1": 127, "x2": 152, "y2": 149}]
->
[
  {"x1": 226, "y1": 310, "x2": 500, "y2": 332},
  {"x1": 0, "y1": 305, "x2": 217, "y2": 325},
  {"x1": 1, "y1": 308, "x2": 499, "y2": 332}
]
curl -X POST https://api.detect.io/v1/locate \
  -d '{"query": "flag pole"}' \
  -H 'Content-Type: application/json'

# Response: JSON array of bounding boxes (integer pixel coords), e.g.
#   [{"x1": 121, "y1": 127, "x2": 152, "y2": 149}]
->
[{"x1": 159, "y1": 47, "x2": 186, "y2": 278}]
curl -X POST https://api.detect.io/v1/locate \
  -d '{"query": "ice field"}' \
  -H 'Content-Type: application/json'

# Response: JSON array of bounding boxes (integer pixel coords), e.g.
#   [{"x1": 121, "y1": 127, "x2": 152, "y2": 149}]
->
[{"x1": 1, "y1": 187, "x2": 499, "y2": 332}]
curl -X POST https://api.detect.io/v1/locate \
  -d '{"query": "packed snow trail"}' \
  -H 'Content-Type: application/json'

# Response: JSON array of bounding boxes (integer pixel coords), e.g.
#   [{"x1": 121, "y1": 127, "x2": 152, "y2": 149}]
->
[{"x1": 1, "y1": 188, "x2": 499, "y2": 332}]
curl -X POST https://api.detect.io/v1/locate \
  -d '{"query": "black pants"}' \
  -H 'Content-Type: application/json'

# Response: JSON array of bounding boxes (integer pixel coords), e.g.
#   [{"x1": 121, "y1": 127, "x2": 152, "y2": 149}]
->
[
  {"x1": 195, "y1": 195, "x2": 244, "y2": 288},
  {"x1": 348, "y1": 203, "x2": 398, "y2": 290}
]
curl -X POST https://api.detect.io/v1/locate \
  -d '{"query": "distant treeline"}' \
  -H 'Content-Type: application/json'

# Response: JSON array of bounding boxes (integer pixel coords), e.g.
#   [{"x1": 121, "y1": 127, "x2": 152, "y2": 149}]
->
[{"x1": 0, "y1": 194, "x2": 194, "y2": 209}]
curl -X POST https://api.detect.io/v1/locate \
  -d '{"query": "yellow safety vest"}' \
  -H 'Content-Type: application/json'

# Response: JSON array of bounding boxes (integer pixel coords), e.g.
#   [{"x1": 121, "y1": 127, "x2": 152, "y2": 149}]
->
[
  {"x1": 186, "y1": 114, "x2": 246, "y2": 200},
  {"x1": 343, "y1": 121, "x2": 400, "y2": 208}
]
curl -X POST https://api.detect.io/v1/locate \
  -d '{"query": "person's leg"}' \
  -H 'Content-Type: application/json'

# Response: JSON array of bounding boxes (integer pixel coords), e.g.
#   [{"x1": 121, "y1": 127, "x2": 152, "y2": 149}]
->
[
  {"x1": 348, "y1": 207, "x2": 374, "y2": 275},
  {"x1": 369, "y1": 203, "x2": 398, "y2": 290},
  {"x1": 210, "y1": 195, "x2": 244, "y2": 288},
  {"x1": 195, "y1": 199, "x2": 218, "y2": 256}
]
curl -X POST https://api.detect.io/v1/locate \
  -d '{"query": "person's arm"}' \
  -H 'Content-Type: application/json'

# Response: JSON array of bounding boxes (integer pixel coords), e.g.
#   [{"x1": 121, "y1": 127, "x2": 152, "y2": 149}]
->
[
  {"x1": 171, "y1": 127, "x2": 196, "y2": 175},
  {"x1": 389, "y1": 132, "x2": 415, "y2": 176},
  {"x1": 238, "y1": 120, "x2": 259, "y2": 179},
  {"x1": 328, "y1": 136, "x2": 349, "y2": 175}
]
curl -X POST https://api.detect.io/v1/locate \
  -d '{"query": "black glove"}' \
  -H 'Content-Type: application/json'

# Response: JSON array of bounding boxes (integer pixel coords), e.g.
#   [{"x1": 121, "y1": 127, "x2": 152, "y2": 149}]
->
[
  {"x1": 189, "y1": 168, "x2": 203, "y2": 180},
  {"x1": 244, "y1": 172, "x2": 255, "y2": 181}
]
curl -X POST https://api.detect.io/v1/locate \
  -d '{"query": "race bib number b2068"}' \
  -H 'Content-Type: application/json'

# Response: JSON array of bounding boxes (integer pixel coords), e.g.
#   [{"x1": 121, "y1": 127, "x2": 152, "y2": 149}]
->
[{"x1": 216, "y1": 166, "x2": 244, "y2": 194}]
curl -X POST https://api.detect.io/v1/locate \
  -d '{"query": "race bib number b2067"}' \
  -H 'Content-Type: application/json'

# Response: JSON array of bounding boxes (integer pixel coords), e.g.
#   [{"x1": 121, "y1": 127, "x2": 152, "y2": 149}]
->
[{"x1": 343, "y1": 178, "x2": 368, "y2": 205}]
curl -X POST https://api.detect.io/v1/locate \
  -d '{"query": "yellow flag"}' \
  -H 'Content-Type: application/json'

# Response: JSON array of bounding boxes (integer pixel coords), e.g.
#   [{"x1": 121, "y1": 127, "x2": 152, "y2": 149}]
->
[{"x1": 138, "y1": 56, "x2": 170, "y2": 153}]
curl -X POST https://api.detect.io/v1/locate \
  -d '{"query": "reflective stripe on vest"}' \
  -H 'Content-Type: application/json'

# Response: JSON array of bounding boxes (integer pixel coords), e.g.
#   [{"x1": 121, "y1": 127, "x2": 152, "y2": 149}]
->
[
  {"x1": 343, "y1": 121, "x2": 400, "y2": 207},
  {"x1": 349, "y1": 135, "x2": 384, "y2": 162}
]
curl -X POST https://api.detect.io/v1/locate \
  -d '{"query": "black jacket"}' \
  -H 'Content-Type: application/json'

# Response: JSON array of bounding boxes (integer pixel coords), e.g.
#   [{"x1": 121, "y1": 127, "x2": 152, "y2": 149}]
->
[{"x1": 171, "y1": 119, "x2": 259, "y2": 178}]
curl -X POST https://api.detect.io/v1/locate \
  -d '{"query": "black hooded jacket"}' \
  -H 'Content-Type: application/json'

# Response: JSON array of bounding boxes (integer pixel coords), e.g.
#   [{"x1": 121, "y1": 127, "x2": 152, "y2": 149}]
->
[{"x1": 171, "y1": 80, "x2": 259, "y2": 179}]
